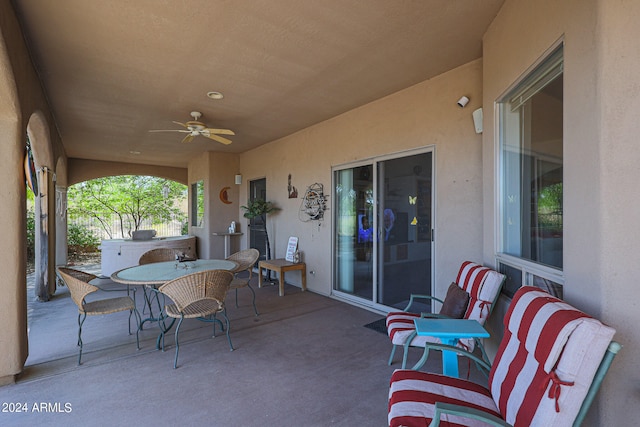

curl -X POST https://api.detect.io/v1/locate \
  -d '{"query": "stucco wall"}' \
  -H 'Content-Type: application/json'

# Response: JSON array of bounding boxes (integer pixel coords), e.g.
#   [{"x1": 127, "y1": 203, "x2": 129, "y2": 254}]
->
[
  {"x1": 482, "y1": 0, "x2": 638, "y2": 424},
  {"x1": 596, "y1": 0, "x2": 640, "y2": 423},
  {"x1": 68, "y1": 158, "x2": 187, "y2": 185},
  {"x1": 188, "y1": 153, "x2": 210, "y2": 258},
  {"x1": 0, "y1": 2, "x2": 73, "y2": 384},
  {"x1": 188, "y1": 151, "x2": 240, "y2": 259},
  {"x1": 0, "y1": 0, "x2": 62, "y2": 383},
  {"x1": 239, "y1": 60, "x2": 485, "y2": 298},
  {"x1": 207, "y1": 152, "x2": 240, "y2": 259}
]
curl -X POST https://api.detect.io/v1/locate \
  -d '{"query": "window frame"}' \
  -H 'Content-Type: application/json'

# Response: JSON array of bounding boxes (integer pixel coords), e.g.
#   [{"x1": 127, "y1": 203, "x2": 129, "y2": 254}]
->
[{"x1": 495, "y1": 43, "x2": 565, "y2": 298}]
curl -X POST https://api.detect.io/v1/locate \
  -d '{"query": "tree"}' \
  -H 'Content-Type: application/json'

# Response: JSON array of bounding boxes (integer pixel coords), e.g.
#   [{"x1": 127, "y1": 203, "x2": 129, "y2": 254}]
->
[
  {"x1": 68, "y1": 176, "x2": 187, "y2": 239},
  {"x1": 26, "y1": 187, "x2": 35, "y2": 261},
  {"x1": 240, "y1": 199, "x2": 280, "y2": 265}
]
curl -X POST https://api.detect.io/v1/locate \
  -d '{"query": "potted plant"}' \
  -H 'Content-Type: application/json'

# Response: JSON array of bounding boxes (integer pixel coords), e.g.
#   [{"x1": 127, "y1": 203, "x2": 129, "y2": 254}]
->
[{"x1": 240, "y1": 199, "x2": 280, "y2": 272}]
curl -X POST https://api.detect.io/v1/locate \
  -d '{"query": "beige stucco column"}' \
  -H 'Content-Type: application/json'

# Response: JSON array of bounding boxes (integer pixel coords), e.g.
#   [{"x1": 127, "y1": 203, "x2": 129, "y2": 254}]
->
[{"x1": 0, "y1": 77, "x2": 29, "y2": 384}]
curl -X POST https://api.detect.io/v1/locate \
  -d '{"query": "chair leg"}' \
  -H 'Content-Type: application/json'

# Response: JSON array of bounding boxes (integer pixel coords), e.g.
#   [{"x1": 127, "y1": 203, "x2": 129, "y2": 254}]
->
[
  {"x1": 235, "y1": 288, "x2": 239, "y2": 308},
  {"x1": 157, "y1": 316, "x2": 175, "y2": 351},
  {"x1": 402, "y1": 330, "x2": 418, "y2": 369},
  {"x1": 173, "y1": 315, "x2": 184, "y2": 369},
  {"x1": 388, "y1": 345, "x2": 398, "y2": 366},
  {"x1": 128, "y1": 285, "x2": 138, "y2": 314},
  {"x1": 131, "y1": 307, "x2": 141, "y2": 350},
  {"x1": 77, "y1": 313, "x2": 87, "y2": 365},
  {"x1": 247, "y1": 283, "x2": 259, "y2": 316},
  {"x1": 221, "y1": 310, "x2": 234, "y2": 351}
]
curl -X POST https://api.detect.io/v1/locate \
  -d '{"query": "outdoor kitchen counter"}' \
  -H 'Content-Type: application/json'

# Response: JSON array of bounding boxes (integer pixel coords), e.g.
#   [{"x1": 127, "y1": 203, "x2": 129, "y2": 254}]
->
[{"x1": 99, "y1": 235, "x2": 196, "y2": 277}]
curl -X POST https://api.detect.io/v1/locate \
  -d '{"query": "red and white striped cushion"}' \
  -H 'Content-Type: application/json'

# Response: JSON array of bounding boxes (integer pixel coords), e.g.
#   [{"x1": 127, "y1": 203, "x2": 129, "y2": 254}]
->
[
  {"x1": 386, "y1": 262, "x2": 505, "y2": 352},
  {"x1": 387, "y1": 286, "x2": 616, "y2": 427},
  {"x1": 456, "y1": 261, "x2": 504, "y2": 324},
  {"x1": 488, "y1": 287, "x2": 616, "y2": 426},
  {"x1": 386, "y1": 311, "x2": 448, "y2": 350},
  {"x1": 386, "y1": 311, "x2": 421, "y2": 343},
  {"x1": 388, "y1": 369, "x2": 499, "y2": 427}
]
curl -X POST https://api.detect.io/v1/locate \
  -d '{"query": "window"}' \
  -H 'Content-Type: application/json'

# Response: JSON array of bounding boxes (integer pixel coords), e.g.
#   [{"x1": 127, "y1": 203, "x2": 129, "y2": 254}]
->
[
  {"x1": 498, "y1": 46, "x2": 563, "y2": 297},
  {"x1": 191, "y1": 181, "x2": 204, "y2": 227}
]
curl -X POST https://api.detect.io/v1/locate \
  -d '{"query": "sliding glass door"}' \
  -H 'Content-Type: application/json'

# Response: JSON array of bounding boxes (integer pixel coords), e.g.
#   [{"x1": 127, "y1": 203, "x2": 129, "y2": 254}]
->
[
  {"x1": 333, "y1": 149, "x2": 433, "y2": 310},
  {"x1": 335, "y1": 165, "x2": 375, "y2": 300}
]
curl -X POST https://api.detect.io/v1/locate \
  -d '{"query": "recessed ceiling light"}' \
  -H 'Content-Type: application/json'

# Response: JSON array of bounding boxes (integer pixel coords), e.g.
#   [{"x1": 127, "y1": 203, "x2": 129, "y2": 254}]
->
[
  {"x1": 207, "y1": 91, "x2": 224, "y2": 100},
  {"x1": 129, "y1": 150, "x2": 141, "y2": 155}
]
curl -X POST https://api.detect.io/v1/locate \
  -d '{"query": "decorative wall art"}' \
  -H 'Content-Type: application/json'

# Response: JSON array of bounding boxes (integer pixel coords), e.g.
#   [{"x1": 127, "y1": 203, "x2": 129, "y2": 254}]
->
[
  {"x1": 287, "y1": 174, "x2": 298, "y2": 198},
  {"x1": 219, "y1": 186, "x2": 232, "y2": 204},
  {"x1": 299, "y1": 183, "x2": 327, "y2": 221}
]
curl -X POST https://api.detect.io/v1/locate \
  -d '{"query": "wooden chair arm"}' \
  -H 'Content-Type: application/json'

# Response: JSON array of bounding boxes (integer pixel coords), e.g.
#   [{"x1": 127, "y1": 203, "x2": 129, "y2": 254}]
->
[{"x1": 431, "y1": 402, "x2": 512, "y2": 427}]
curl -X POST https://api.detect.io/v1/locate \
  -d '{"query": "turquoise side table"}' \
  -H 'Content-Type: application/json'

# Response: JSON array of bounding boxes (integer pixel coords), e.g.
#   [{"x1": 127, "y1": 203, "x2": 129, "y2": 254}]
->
[{"x1": 412, "y1": 318, "x2": 489, "y2": 378}]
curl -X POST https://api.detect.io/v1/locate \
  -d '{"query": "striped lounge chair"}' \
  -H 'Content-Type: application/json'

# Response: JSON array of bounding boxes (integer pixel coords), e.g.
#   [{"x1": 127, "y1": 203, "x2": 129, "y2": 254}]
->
[
  {"x1": 386, "y1": 261, "x2": 506, "y2": 368},
  {"x1": 388, "y1": 286, "x2": 621, "y2": 427}
]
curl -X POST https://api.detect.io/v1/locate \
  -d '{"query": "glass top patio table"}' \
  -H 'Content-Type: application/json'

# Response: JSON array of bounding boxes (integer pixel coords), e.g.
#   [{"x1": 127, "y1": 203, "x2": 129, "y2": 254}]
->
[
  {"x1": 110, "y1": 259, "x2": 238, "y2": 285},
  {"x1": 110, "y1": 259, "x2": 239, "y2": 349}
]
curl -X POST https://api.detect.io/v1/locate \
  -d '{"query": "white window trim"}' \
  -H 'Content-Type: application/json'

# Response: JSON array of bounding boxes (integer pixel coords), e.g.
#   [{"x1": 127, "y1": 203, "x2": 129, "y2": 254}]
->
[
  {"x1": 494, "y1": 40, "x2": 565, "y2": 295},
  {"x1": 496, "y1": 253, "x2": 564, "y2": 285}
]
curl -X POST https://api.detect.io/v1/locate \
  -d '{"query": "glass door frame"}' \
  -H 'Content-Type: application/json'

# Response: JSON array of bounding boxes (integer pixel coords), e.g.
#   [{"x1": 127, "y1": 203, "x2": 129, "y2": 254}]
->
[
  {"x1": 248, "y1": 178, "x2": 267, "y2": 263},
  {"x1": 331, "y1": 147, "x2": 435, "y2": 313}
]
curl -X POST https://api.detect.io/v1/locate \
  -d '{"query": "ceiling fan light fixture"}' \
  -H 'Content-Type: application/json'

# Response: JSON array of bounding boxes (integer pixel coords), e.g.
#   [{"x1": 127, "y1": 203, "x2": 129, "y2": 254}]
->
[
  {"x1": 207, "y1": 91, "x2": 224, "y2": 100},
  {"x1": 149, "y1": 111, "x2": 234, "y2": 145}
]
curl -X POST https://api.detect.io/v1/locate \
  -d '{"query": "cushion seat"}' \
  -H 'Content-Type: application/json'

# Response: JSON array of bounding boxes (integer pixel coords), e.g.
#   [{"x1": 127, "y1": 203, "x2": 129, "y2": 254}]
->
[
  {"x1": 164, "y1": 298, "x2": 223, "y2": 319},
  {"x1": 389, "y1": 369, "x2": 499, "y2": 427},
  {"x1": 388, "y1": 286, "x2": 619, "y2": 427},
  {"x1": 83, "y1": 296, "x2": 136, "y2": 316},
  {"x1": 387, "y1": 312, "x2": 458, "y2": 351}
]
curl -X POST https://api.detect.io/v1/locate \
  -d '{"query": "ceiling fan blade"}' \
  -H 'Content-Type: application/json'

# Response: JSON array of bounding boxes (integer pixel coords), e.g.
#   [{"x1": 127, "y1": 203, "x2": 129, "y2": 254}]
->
[
  {"x1": 149, "y1": 129, "x2": 190, "y2": 133},
  {"x1": 204, "y1": 128, "x2": 235, "y2": 136},
  {"x1": 181, "y1": 134, "x2": 195, "y2": 143},
  {"x1": 204, "y1": 133, "x2": 233, "y2": 145},
  {"x1": 172, "y1": 121, "x2": 188, "y2": 128}
]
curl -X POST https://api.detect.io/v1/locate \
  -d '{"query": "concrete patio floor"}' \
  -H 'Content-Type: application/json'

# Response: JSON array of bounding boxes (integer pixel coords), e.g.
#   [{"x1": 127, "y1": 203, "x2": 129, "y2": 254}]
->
[{"x1": 1, "y1": 264, "x2": 482, "y2": 426}]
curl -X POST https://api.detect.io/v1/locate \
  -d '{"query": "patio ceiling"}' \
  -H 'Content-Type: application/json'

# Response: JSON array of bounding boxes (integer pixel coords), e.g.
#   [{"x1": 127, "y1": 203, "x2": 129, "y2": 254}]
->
[{"x1": 12, "y1": 0, "x2": 504, "y2": 168}]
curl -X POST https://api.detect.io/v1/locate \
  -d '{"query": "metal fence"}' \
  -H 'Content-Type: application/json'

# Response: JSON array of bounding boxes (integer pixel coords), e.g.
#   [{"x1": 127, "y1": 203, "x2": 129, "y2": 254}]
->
[{"x1": 68, "y1": 212, "x2": 188, "y2": 240}]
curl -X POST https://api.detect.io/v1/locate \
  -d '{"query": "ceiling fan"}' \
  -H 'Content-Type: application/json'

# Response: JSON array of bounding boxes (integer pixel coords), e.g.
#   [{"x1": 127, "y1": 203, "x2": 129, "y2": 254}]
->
[{"x1": 149, "y1": 111, "x2": 234, "y2": 144}]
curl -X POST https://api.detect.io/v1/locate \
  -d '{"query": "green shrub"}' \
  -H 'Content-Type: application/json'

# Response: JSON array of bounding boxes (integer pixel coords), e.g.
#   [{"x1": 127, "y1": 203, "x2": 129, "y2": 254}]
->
[
  {"x1": 68, "y1": 223, "x2": 100, "y2": 254},
  {"x1": 26, "y1": 208, "x2": 35, "y2": 261}
]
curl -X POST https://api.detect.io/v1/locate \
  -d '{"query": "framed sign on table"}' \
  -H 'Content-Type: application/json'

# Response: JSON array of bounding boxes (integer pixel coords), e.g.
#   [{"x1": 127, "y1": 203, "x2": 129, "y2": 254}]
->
[{"x1": 285, "y1": 236, "x2": 298, "y2": 262}]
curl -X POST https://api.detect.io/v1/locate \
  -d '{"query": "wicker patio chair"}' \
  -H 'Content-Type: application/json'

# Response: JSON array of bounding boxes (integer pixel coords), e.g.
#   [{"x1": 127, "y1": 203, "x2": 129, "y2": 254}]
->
[
  {"x1": 56, "y1": 267, "x2": 141, "y2": 365},
  {"x1": 58, "y1": 268, "x2": 97, "y2": 284},
  {"x1": 226, "y1": 248, "x2": 260, "y2": 316},
  {"x1": 158, "y1": 269, "x2": 234, "y2": 369},
  {"x1": 138, "y1": 247, "x2": 180, "y2": 265},
  {"x1": 138, "y1": 247, "x2": 188, "y2": 316}
]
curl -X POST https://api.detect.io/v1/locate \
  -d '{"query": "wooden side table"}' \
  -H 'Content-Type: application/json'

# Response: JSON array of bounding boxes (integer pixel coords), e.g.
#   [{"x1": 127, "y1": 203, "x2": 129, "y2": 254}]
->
[{"x1": 258, "y1": 258, "x2": 307, "y2": 296}]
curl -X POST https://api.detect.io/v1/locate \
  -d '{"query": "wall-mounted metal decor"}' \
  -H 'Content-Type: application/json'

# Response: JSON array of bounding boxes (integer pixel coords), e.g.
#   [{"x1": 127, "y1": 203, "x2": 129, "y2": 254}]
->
[{"x1": 299, "y1": 183, "x2": 327, "y2": 221}]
